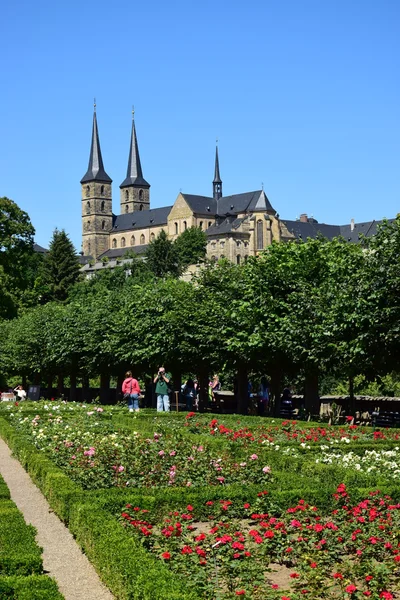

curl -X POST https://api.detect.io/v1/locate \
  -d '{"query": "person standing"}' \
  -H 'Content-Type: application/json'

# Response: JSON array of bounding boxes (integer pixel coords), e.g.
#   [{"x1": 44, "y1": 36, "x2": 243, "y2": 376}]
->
[
  {"x1": 154, "y1": 366, "x2": 172, "y2": 412},
  {"x1": 14, "y1": 385, "x2": 27, "y2": 401},
  {"x1": 258, "y1": 377, "x2": 270, "y2": 416},
  {"x1": 182, "y1": 378, "x2": 196, "y2": 411},
  {"x1": 122, "y1": 371, "x2": 141, "y2": 413}
]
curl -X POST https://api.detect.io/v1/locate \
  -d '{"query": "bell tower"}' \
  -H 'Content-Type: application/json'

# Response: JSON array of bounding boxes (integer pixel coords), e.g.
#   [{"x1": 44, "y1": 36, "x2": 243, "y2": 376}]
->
[
  {"x1": 119, "y1": 108, "x2": 150, "y2": 214},
  {"x1": 80, "y1": 103, "x2": 113, "y2": 259}
]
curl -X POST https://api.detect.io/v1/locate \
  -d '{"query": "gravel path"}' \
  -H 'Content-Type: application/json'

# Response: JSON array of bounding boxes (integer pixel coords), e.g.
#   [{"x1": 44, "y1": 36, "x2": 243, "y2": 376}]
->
[{"x1": 0, "y1": 438, "x2": 114, "y2": 600}]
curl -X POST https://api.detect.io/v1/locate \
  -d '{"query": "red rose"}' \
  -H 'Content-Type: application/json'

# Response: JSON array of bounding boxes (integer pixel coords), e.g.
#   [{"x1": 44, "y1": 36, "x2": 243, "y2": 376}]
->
[
  {"x1": 345, "y1": 584, "x2": 357, "y2": 593},
  {"x1": 235, "y1": 591, "x2": 246, "y2": 596},
  {"x1": 161, "y1": 552, "x2": 171, "y2": 560}
]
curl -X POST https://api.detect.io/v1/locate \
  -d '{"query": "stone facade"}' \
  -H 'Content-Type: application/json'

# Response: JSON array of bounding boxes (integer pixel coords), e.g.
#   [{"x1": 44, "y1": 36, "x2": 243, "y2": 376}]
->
[
  {"x1": 81, "y1": 181, "x2": 113, "y2": 258},
  {"x1": 119, "y1": 185, "x2": 150, "y2": 214}
]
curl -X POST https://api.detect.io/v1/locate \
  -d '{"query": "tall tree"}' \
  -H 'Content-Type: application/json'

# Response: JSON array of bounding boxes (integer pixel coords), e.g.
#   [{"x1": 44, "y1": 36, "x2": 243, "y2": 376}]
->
[
  {"x1": 145, "y1": 230, "x2": 180, "y2": 278},
  {"x1": 174, "y1": 226, "x2": 207, "y2": 270},
  {"x1": 38, "y1": 229, "x2": 81, "y2": 302}
]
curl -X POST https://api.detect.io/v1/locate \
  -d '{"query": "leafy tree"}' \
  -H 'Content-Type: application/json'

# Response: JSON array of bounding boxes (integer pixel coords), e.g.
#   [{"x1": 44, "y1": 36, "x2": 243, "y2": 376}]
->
[
  {"x1": 38, "y1": 229, "x2": 81, "y2": 302},
  {"x1": 145, "y1": 230, "x2": 180, "y2": 278},
  {"x1": 174, "y1": 226, "x2": 207, "y2": 270},
  {"x1": 0, "y1": 197, "x2": 35, "y2": 319}
]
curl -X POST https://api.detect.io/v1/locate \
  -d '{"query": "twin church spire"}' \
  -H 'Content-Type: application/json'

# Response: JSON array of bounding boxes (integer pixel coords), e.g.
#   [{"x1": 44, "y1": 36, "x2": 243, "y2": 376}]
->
[{"x1": 81, "y1": 105, "x2": 223, "y2": 211}]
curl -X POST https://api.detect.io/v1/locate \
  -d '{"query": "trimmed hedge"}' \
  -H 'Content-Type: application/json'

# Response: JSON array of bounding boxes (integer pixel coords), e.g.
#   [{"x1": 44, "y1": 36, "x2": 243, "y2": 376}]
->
[
  {"x1": 0, "y1": 501, "x2": 42, "y2": 575},
  {"x1": 0, "y1": 575, "x2": 63, "y2": 599}
]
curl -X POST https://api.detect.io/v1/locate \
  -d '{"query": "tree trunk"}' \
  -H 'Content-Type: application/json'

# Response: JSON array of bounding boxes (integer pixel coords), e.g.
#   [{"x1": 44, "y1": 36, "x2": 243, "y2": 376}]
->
[
  {"x1": 69, "y1": 372, "x2": 77, "y2": 403},
  {"x1": 197, "y1": 369, "x2": 209, "y2": 413},
  {"x1": 304, "y1": 371, "x2": 319, "y2": 416},
  {"x1": 349, "y1": 376, "x2": 355, "y2": 416},
  {"x1": 57, "y1": 373, "x2": 64, "y2": 398},
  {"x1": 22, "y1": 374, "x2": 27, "y2": 389},
  {"x1": 47, "y1": 375, "x2": 53, "y2": 398},
  {"x1": 271, "y1": 368, "x2": 282, "y2": 417},
  {"x1": 100, "y1": 373, "x2": 110, "y2": 405},
  {"x1": 82, "y1": 375, "x2": 90, "y2": 403},
  {"x1": 236, "y1": 364, "x2": 248, "y2": 415}
]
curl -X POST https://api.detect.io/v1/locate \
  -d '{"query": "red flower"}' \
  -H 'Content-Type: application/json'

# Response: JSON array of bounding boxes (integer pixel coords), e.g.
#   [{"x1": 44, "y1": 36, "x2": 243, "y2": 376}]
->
[
  {"x1": 380, "y1": 593, "x2": 393, "y2": 600},
  {"x1": 333, "y1": 573, "x2": 343, "y2": 579},
  {"x1": 364, "y1": 592, "x2": 371, "y2": 597},
  {"x1": 181, "y1": 546, "x2": 193, "y2": 554},
  {"x1": 161, "y1": 552, "x2": 171, "y2": 559},
  {"x1": 244, "y1": 503, "x2": 250, "y2": 508},
  {"x1": 394, "y1": 555, "x2": 400, "y2": 562},
  {"x1": 290, "y1": 573, "x2": 300, "y2": 579},
  {"x1": 271, "y1": 584, "x2": 279, "y2": 589},
  {"x1": 186, "y1": 505, "x2": 193, "y2": 511},
  {"x1": 310, "y1": 562, "x2": 317, "y2": 568},
  {"x1": 365, "y1": 576, "x2": 373, "y2": 582},
  {"x1": 235, "y1": 591, "x2": 246, "y2": 596},
  {"x1": 345, "y1": 584, "x2": 357, "y2": 593}
]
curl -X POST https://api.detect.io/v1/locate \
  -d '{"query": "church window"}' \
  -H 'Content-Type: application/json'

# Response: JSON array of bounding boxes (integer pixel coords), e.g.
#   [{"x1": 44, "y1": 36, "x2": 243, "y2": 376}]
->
[
  {"x1": 140, "y1": 234, "x2": 145, "y2": 245},
  {"x1": 86, "y1": 201, "x2": 90, "y2": 214},
  {"x1": 101, "y1": 200, "x2": 105, "y2": 212},
  {"x1": 150, "y1": 233, "x2": 155, "y2": 242},
  {"x1": 236, "y1": 255, "x2": 241, "y2": 265},
  {"x1": 139, "y1": 204, "x2": 144, "y2": 211},
  {"x1": 220, "y1": 240, "x2": 225, "y2": 248},
  {"x1": 244, "y1": 255, "x2": 248, "y2": 262},
  {"x1": 125, "y1": 190, "x2": 129, "y2": 202},
  {"x1": 220, "y1": 254, "x2": 225, "y2": 259},
  {"x1": 121, "y1": 237, "x2": 126, "y2": 248},
  {"x1": 131, "y1": 235, "x2": 135, "y2": 246},
  {"x1": 183, "y1": 221, "x2": 187, "y2": 230},
  {"x1": 112, "y1": 238, "x2": 117, "y2": 248},
  {"x1": 175, "y1": 222, "x2": 178, "y2": 235},
  {"x1": 125, "y1": 204, "x2": 129, "y2": 213},
  {"x1": 199, "y1": 221, "x2": 203, "y2": 230},
  {"x1": 101, "y1": 220, "x2": 106, "y2": 230},
  {"x1": 101, "y1": 185, "x2": 104, "y2": 195},
  {"x1": 208, "y1": 221, "x2": 212, "y2": 228},
  {"x1": 256, "y1": 220, "x2": 263, "y2": 250},
  {"x1": 211, "y1": 241, "x2": 216, "y2": 248},
  {"x1": 86, "y1": 185, "x2": 90, "y2": 197},
  {"x1": 139, "y1": 189, "x2": 143, "y2": 200}
]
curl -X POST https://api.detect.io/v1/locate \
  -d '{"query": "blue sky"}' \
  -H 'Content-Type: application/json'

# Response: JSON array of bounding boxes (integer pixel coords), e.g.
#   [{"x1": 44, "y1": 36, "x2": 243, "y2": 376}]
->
[{"x1": 1, "y1": 0, "x2": 399, "y2": 251}]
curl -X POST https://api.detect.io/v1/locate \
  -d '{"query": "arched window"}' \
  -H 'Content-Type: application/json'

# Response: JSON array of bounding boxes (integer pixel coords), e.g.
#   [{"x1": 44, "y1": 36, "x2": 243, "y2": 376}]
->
[
  {"x1": 220, "y1": 240, "x2": 225, "y2": 248},
  {"x1": 87, "y1": 220, "x2": 91, "y2": 231},
  {"x1": 244, "y1": 255, "x2": 248, "y2": 262},
  {"x1": 208, "y1": 221, "x2": 212, "y2": 228},
  {"x1": 125, "y1": 190, "x2": 129, "y2": 202},
  {"x1": 87, "y1": 241, "x2": 91, "y2": 254},
  {"x1": 131, "y1": 235, "x2": 135, "y2": 246},
  {"x1": 140, "y1": 234, "x2": 145, "y2": 245},
  {"x1": 101, "y1": 200, "x2": 105, "y2": 212},
  {"x1": 125, "y1": 204, "x2": 129, "y2": 213},
  {"x1": 101, "y1": 185, "x2": 104, "y2": 195},
  {"x1": 139, "y1": 189, "x2": 143, "y2": 200},
  {"x1": 257, "y1": 220, "x2": 264, "y2": 250},
  {"x1": 101, "y1": 220, "x2": 106, "y2": 230},
  {"x1": 150, "y1": 233, "x2": 155, "y2": 242},
  {"x1": 236, "y1": 255, "x2": 241, "y2": 265},
  {"x1": 112, "y1": 238, "x2": 117, "y2": 249},
  {"x1": 220, "y1": 254, "x2": 225, "y2": 259},
  {"x1": 85, "y1": 185, "x2": 90, "y2": 197},
  {"x1": 139, "y1": 204, "x2": 144, "y2": 211},
  {"x1": 211, "y1": 255, "x2": 217, "y2": 261},
  {"x1": 175, "y1": 222, "x2": 178, "y2": 235},
  {"x1": 86, "y1": 201, "x2": 90, "y2": 214},
  {"x1": 183, "y1": 221, "x2": 187, "y2": 230},
  {"x1": 121, "y1": 237, "x2": 126, "y2": 248},
  {"x1": 199, "y1": 221, "x2": 203, "y2": 230}
]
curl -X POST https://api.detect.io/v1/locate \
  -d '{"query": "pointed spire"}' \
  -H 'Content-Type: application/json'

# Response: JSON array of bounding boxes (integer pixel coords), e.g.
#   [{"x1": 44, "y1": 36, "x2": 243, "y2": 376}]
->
[
  {"x1": 81, "y1": 106, "x2": 112, "y2": 183},
  {"x1": 213, "y1": 142, "x2": 223, "y2": 200},
  {"x1": 120, "y1": 108, "x2": 150, "y2": 189}
]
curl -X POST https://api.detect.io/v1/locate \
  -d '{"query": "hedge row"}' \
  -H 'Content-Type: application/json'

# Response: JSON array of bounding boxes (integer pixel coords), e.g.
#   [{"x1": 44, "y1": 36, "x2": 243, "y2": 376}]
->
[{"x1": 0, "y1": 474, "x2": 63, "y2": 599}]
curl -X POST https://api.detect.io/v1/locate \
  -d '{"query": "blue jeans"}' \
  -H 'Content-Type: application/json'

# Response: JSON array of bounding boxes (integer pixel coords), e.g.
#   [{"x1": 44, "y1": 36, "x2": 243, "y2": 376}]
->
[
  {"x1": 157, "y1": 394, "x2": 170, "y2": 412},
  {"x1": 128, "y1": 394, "x2": 139, "y2": 410}
]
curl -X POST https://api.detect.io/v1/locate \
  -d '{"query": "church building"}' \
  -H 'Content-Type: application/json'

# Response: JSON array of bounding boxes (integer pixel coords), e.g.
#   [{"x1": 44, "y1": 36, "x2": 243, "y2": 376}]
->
[{"x1": 80, "y1": 107, "x2": 388, "y2": 272}]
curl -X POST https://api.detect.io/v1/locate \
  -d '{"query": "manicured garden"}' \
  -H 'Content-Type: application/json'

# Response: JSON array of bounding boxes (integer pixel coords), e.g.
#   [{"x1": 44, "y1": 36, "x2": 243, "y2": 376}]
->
[{"x1": 0, "y1": 401, "x2": 399, "y2": 599}]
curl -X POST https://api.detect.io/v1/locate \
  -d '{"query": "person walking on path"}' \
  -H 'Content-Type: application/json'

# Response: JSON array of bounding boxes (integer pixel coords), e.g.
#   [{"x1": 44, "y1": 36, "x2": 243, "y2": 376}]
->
[
  {"x1": 154, "y1": 366, "x2": 172, "y2": 412},
  {"x1": 122, "y1": 371, "x2": 141, "y2": 412}
]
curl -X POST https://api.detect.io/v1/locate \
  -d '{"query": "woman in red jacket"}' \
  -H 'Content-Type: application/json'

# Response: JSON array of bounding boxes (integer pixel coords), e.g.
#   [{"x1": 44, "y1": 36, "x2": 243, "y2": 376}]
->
[{"x1": 122, "y1": 371, "x2": 141, "y2": 412}]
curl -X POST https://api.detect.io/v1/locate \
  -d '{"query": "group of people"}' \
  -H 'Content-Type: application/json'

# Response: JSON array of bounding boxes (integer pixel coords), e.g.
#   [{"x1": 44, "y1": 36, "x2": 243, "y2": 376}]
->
[{"x1": 121, "y1": 367, "x2": 172, "y2": 413}]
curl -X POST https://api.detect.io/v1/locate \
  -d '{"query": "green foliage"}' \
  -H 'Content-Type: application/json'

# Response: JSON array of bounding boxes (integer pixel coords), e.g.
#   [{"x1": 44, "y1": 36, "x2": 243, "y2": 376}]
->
[
  {"x1": 0, "y1": 576, "x2": 63, "y2": 599},
  {"x1": 0, "y1": 197, "x2": 36, "y2": 319},
  {"x1": 174, "y1": 226, "x2": 207, "y2": 270},
  {"x1": 38, "y1": 229, "x2": 81, "y2": 302},
  {"x1": 145, "y1": 230, "x2": 180, "y2": 278}
]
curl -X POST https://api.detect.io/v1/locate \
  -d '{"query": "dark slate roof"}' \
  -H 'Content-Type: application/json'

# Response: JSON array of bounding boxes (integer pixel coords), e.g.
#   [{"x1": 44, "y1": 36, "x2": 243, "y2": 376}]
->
[
  {"x1": 181, "y1": 194, "x2": 216, "y2": 215},
  {"x1": 78, "y1": 254, "x2": 93, "y2": 265},
  {"x1": 339, "y1": 219, "x2": 394, "y2": 242},
  {"x1": 99, "y1": 246, "x2": 148, "y2": 259},
  {"x1": 206, "y1": 217, "x2": 246, "y2": 236},
  {"x1": 213, "y1": 146, "x2": 222, "y2": 184},
  {"x1": 282, "y1": 220, "x2": 341, "y2": 241},
  {"x1": 33, "y1": 243, "x2": 47, "y2": 253},
  {"x1": 120, "y1": 116, "x2": 150, "y2": 189},
  {"x1": 81, "y1": 111, "x2": 112, "y2": 184},
  {"x1": 112, "y1": 206, "x2": 172, "y2": 232}
]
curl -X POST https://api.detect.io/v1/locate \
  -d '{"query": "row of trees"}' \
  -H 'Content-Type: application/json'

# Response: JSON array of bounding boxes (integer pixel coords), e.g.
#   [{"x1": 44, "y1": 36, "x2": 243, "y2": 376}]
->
[{"x1": 2, "y1": 213, "x2": 400, "y2": 414}]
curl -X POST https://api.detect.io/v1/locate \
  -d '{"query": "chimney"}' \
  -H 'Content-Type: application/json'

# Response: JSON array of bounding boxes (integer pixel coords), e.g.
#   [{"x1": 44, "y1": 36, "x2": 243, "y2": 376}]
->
[
  {"x1": 350, "y1": 218, "x2": 355, "y2": 232},
  {"x1": 299, "y1": 213, "x2": 308, "y2": 223}
]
